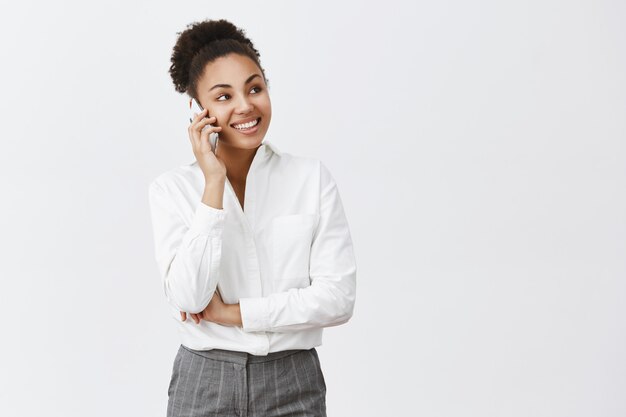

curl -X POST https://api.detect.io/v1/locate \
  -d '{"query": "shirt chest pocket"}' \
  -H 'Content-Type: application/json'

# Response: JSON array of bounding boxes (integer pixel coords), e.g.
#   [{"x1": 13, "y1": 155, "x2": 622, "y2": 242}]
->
[{"x1": 271, "y1": 214, "x2": 318, "y2": 282}]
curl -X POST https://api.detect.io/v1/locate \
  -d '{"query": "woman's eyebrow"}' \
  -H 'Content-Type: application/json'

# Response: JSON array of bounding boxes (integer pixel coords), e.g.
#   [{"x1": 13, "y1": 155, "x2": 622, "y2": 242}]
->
[{"x1": 209, "y1": 73, "x2": 262, "y2": 91}]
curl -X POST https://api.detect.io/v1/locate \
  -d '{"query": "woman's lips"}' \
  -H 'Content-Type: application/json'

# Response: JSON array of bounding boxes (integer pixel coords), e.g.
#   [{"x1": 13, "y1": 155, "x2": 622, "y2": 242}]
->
[{"x1": 231, "y1": 117, "x2": 261, "y2": 135}]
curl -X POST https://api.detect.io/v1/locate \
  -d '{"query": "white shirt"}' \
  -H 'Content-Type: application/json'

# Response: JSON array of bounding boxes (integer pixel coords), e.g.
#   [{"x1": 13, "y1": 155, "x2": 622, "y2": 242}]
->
[{"x1": 148, "y1": 140, "x2": 357, "y2": 355}]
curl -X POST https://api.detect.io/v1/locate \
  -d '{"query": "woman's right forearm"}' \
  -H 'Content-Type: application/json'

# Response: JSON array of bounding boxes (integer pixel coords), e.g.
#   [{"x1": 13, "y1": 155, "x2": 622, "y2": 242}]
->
[{"x1": 202, "y1": 178, "x2": 226, "y2": 209}]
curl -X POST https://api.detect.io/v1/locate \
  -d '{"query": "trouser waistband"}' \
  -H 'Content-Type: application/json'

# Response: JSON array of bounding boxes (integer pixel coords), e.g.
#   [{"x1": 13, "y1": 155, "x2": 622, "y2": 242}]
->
[{"x1": 180, "y1": 344, "x2": 310, "y2": 366}]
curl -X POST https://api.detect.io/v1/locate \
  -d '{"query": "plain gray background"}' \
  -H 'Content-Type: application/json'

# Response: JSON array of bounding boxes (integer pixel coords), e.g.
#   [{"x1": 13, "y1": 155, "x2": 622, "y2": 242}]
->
[{"x1": 1, "y1": 1, "x2": 624, "y2": 416}]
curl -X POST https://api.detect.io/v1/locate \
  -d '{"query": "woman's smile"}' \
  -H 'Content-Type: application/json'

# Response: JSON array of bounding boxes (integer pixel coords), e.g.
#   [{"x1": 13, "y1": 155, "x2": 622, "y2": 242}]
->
[{"x1": 230, "y1": 117, "x2": 261, "y2": 135}]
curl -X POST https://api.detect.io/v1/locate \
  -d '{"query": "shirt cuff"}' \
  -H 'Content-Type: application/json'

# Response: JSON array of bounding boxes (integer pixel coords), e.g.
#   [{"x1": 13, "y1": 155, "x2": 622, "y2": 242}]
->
[
  {"x1": 189, "y1": 202, "x2": 227, "y2": 236},
  {"x1": 239, "y1": 296, "x2": 271, "y2": 332}
]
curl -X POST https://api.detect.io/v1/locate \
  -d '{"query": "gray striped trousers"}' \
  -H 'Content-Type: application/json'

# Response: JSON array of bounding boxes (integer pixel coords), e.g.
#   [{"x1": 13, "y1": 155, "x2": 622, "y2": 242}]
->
[{"x1": 167, "y1": 344, "x2": 327, "y2": 417}]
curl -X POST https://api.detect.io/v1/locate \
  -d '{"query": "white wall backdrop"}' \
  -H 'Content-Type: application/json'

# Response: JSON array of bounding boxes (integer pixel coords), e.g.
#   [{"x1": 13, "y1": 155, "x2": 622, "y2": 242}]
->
[{"x1": 0, "y1": 1, "x2": 624, "y2": 416}]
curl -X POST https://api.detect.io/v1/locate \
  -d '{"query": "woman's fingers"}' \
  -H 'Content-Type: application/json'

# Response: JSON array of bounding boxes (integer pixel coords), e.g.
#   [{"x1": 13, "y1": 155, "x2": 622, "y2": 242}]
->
[
  {"x1": 196, "y1": 116, "x2": 216, "y2": 129},
  {"x1": 187, "y1": 109, "x2": 209, "y2": 143},
  {"x1": 191, "y1": 108, "x2": 207, "y2": 124},
  {"x1": 180, "y1": 311, "x2": 203, "y2": 324},
  {"x1": 200, "y1": 123, "x2": 222, "y2": 153},
  {"x1": 188, "y1": 114, "x2": 221, "y2": 150},
  {"x1": 190, "y1": 114, "x2": 215, "y2": 134}
]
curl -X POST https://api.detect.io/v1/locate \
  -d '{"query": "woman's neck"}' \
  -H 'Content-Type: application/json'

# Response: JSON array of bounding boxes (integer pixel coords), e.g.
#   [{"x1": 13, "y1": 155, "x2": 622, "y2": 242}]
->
[{"x1": 216, "y1": 141, "x2": 261, "y2": 184}]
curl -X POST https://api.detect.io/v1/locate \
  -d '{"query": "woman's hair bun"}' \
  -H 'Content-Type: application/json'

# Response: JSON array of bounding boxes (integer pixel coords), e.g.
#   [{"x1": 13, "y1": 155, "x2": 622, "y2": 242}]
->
[{"x1": 169, "y1": 19, "x2": 262, "y2": 95}]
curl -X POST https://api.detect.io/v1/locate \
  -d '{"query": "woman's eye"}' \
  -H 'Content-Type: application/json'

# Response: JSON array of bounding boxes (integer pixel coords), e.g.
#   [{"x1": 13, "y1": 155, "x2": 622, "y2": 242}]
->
[{"x1": 217, "y1": 87, "x2": 262, "y2": 101}]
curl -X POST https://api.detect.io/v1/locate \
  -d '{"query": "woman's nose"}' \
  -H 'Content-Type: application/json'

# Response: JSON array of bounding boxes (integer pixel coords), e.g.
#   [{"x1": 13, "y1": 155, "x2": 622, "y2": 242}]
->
[{"x1": 235, "y1": 96, "x2": 254, "y2": 114}]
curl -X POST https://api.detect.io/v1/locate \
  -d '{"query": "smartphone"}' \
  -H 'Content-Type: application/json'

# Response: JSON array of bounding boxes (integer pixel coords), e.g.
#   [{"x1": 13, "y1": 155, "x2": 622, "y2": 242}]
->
[{"x1": 189, "y1": 98, "x2": 218, "y2": 152}]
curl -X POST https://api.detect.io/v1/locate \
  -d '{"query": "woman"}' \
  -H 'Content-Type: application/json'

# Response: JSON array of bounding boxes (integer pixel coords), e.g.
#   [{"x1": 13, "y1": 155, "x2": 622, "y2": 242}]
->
[{"x1": 148, "y1": 18, "x2": 357, "y2": 417}]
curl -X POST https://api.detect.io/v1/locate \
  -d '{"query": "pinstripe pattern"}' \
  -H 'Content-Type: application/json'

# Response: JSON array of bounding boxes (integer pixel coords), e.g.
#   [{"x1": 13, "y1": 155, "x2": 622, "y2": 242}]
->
[{"x1": 167, "y1": 344, "x2": 327, "y2": 417}]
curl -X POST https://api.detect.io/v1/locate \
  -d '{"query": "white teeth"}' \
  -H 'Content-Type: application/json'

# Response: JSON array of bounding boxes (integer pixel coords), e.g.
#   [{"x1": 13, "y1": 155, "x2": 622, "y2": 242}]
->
[{"x1": 233, "y1": 118, "x2": 258, "y2": 130}]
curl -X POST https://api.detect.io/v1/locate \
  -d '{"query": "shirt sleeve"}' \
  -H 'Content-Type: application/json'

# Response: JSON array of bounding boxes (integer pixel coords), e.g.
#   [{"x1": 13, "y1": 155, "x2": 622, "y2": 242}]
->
[
  {"x1": 238, "y1": 162, "x2": 357, "y2": 332},
  {"x1": 148, "y1": 179, "x2": 227, "y2": 314}
]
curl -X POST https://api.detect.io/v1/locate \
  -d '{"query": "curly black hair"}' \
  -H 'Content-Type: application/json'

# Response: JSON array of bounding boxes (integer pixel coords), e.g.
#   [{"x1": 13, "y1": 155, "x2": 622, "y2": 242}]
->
[{"x1": 169, "y1": 19, "x2": 268, "y2": 100}]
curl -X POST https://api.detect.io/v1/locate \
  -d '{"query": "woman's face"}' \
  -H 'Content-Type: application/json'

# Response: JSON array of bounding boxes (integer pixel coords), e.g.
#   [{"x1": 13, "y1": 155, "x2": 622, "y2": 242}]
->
[{"x1": 196, "y1": 53, "x2": 272, "y2": 151}]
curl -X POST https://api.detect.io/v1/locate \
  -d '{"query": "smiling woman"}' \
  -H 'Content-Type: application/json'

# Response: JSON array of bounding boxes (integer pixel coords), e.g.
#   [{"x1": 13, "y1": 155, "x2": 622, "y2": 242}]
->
[
  {"x1": 149, "y1": 18, "x2": 357, "y2": 417},
  {"x1": 194, "y1": 54, "x2": 271, "y2": 151}
]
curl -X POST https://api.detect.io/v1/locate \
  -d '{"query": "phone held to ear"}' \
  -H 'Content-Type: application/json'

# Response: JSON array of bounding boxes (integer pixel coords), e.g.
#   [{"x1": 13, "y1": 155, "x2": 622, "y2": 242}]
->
[{"x1": 189, "y1": 98, "x2": 218, "y2": 152}]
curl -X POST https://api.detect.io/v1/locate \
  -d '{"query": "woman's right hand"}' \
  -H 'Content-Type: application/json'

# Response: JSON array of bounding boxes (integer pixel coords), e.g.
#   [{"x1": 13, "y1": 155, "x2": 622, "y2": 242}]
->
[{"x1": 188, "y1": 109, "x2": 227, "y2": 181}]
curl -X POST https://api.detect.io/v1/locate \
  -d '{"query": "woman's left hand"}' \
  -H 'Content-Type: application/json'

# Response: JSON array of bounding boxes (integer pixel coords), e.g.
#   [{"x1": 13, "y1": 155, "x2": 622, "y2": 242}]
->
[{"x1": 180, "y1": 289, "x2": 239, "y2": 326}]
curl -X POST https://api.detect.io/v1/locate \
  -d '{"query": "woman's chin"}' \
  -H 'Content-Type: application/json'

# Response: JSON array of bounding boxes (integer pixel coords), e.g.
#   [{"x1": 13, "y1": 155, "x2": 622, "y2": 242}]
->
[{"x1": 218, "y1": 135, "x2": 264, "y2": 150}]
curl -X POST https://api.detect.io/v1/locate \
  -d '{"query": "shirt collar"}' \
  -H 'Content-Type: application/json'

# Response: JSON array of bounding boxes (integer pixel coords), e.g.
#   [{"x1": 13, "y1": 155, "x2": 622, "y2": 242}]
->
[
  {"x1": 249, "y1": 140, "x2": 281, "y2": 172},
  {"x1": 188, "y1": 140, "x2": 281, "y2": 168},
  {"x1": 261, "y1": 140, "x2": 281, "y2": 156}
]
